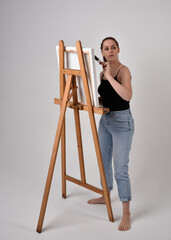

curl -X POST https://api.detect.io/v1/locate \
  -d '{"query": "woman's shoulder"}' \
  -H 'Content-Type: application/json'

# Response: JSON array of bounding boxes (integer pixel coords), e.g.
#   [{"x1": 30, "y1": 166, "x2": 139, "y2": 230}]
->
[
  {"x1": 117, "y1": 64, "x2": 131, "y2": 79},
  {"x1": 119, "y1": 64, "x2": 130, "y2": 73}
]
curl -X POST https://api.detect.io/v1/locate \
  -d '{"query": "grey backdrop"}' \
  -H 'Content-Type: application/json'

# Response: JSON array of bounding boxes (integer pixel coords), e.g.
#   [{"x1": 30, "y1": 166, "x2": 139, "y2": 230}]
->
[{"x1": 1, "y1": 0, "x2": 171, "y2": 239}]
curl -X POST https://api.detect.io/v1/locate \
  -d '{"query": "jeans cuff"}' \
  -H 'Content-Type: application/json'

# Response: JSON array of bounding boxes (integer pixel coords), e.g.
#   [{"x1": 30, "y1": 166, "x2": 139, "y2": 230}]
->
[{"x1": 120, "y1": 197, "x2": 131, "y2": 202}]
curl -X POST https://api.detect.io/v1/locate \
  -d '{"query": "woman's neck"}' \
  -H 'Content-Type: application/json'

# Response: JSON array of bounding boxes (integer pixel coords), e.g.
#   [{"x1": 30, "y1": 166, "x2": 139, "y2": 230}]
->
[{"x1": 108, "y1": 60, "x2": 120, "y2": 70}]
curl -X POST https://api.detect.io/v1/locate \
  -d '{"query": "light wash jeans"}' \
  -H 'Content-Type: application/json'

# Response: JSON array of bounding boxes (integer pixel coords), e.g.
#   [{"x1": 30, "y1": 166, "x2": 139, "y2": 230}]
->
[{"x1": 98, "y1": 109, "x2": 134, "y2": 202}]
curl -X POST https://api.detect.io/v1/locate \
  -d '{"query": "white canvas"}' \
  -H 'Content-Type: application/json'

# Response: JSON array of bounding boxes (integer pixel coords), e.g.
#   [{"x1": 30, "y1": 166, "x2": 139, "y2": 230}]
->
[{"x1": 56, "y1": 45, "x2": 99, "y2": 107}]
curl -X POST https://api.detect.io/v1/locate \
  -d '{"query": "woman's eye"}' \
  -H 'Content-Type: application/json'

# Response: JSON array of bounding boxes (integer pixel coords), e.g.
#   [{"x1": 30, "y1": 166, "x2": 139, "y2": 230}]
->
[{"x1": 104, "y1": 46, "x2": 115, "y2": 51}]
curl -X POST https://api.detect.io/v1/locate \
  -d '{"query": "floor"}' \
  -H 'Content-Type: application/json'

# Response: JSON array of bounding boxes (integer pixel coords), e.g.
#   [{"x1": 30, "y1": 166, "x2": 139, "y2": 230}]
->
[{"x1": 1, "y1": 172, "x2": 170, "y2": 240}]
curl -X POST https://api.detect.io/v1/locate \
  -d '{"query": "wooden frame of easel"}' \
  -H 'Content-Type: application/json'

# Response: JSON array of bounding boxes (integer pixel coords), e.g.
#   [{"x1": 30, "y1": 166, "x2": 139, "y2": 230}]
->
[{"x1": 36, "y1": 40, "x2": 114, "y2": 233}]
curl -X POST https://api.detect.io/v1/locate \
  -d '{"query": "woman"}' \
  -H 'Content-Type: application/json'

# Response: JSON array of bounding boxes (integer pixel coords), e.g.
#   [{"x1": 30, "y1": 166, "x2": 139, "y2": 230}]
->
[{"x1": 88, "y1": 37, "x2": 135, "y2": 231}]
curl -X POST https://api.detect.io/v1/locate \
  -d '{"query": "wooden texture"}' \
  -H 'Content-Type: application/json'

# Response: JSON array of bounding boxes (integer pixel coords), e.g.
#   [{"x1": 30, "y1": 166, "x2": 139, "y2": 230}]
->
[
  {"x1": 36, "y1": 74, "x2": 73, "y2": 233},
  {"x1": 76, "y1": 41, "x2": 114, "y2": 222},
  {"x1": 54, "y1": 98, "x2": 109, "y2": 114},
  {"x1": 59, "y1": 41, "x2": 67, "y2": 199},
  {"x1": 36, "y1": 40, "x2": 113, "y2": 233},
  {"x1": 72, "y1": 76, "x2": 86, "y2": 183},
  {"x1": 63, "y1": 69, "x2": 81, "y2": 76},
  {"x1": 65, "y1": 175, "x2": 103, "y2": 194}
]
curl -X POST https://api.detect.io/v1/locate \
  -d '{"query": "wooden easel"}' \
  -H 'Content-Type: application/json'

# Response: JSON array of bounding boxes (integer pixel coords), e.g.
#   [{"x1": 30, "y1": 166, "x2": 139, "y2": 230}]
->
[{"x1": 36, "y1": 40, "x2": 114, "y2": 233}]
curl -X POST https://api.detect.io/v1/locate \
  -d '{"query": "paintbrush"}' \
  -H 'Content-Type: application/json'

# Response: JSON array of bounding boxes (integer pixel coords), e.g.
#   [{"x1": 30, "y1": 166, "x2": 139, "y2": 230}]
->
[{"x1": 94, "y1": 55, "x2": 103, "y2": 64}]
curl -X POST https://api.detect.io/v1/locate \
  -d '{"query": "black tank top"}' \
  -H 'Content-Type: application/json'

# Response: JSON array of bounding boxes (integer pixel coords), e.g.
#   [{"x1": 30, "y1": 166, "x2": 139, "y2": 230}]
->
[{"x1": 98, "y1": 66, "x2": 130, "y2": 111}]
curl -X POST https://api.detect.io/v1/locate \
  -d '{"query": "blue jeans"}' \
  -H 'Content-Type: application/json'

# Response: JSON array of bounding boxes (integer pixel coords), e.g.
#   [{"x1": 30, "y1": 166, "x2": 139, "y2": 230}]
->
[{"x1": 98, "y1": 109, "x2": 135, "y2": 202}]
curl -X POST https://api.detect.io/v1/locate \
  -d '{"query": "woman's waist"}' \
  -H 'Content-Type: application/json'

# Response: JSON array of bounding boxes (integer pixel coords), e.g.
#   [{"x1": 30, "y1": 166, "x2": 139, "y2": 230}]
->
[{"x1": 106, "y1": 108, "x2": 133, "y2": 117}]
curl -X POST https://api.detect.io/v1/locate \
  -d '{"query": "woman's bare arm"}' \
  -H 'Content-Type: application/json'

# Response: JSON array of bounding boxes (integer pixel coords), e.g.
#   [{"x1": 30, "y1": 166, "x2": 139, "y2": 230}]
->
[{"x1": 105, "y1": 66, "x2": 132, "y2": 101}]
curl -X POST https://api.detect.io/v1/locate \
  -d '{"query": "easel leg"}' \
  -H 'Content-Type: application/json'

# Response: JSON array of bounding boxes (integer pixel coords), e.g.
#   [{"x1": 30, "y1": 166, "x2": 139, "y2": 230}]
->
[
  {"x1": 36, "y1": 75, "x2": 73, "y2": 233},
  {"x1": 87, "y1": 111, "x2": 114, "y2": 222},
  {"x1": 89, "y1": 111, "x2": 114, "y2": 222},
  {"x1": 74, "y1": 109, "x2": 86, "y2": 183},
  {"x1": 76, "y1": 41, "x2": 114, "y2": 222},
  {"x1": 59, "y1": 40, "x2": 66, "y2": 199},
  {"x1": 61, "y1": 121, "x2": 66, "y2": 198},
  {"x1": 72, "y1": 76, "x2": 86, "y2": 183}
]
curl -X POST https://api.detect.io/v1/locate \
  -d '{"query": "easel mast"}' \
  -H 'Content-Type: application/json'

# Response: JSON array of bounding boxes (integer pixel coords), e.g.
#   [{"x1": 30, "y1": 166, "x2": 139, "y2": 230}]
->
[{"x1": 36, "y1": 40, "x2": 114, "y2": 233}]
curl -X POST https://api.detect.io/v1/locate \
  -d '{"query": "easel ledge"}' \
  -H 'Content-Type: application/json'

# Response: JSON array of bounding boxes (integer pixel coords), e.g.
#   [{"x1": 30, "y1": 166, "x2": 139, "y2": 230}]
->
[{"x1": 54, "y1": 98, "x2": 109, "y2": 114}]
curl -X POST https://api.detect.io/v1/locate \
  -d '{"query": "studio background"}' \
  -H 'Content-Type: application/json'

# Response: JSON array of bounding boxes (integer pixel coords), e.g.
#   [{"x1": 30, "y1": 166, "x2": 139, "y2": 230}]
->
[{"x1": 1, "y1": 0, "x2": 171, "y2": 239}]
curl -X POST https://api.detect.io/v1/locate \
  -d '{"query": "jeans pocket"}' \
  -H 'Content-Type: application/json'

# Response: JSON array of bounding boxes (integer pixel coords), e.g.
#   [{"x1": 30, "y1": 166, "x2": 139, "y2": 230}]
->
[{"x1": 110, "y1": 115, "x2": 129, "y2": 131}]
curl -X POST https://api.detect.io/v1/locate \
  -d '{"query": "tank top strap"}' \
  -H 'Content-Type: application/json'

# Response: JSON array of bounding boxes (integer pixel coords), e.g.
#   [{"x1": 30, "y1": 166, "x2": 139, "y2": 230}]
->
[
  {"x1": 101, "y1": 66, "x2": 126, "y2": 80},
  {"x1": 115, "y1": 65, "x2": 126, "y2": 79}
]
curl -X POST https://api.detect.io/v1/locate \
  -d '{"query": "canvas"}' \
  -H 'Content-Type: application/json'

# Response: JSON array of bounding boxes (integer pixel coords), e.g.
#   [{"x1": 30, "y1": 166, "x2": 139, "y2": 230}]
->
[{"x1": 56, "y1": 45, "x2": 99, "y2": 107}]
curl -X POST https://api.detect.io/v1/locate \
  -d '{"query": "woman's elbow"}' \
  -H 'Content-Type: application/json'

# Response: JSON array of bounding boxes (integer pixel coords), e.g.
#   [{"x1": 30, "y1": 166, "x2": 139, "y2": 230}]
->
[{"x1": 125, "y1": 92, "x2": 132, "y2": 101}]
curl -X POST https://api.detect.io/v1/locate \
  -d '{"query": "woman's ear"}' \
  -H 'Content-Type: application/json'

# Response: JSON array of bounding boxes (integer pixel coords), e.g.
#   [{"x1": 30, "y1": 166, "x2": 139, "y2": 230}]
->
[{"x1": 118, "y1": 48, "x2": 120, "y2": 54}]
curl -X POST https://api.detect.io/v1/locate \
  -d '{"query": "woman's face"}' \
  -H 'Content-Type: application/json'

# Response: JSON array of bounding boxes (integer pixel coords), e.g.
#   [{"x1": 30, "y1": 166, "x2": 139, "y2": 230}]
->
[{"x1": 101, "y1": 39, "x2": 120, "y2": 62}]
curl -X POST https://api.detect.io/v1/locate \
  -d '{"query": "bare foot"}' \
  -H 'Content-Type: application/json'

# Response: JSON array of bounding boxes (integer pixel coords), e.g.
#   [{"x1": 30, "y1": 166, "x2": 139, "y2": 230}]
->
[
  {"x1": 87, "y1": 195, "x2": 106, "y2": 204},
  {"x1": 118, "y1": 213, "x2": 131, "y2": 231}
]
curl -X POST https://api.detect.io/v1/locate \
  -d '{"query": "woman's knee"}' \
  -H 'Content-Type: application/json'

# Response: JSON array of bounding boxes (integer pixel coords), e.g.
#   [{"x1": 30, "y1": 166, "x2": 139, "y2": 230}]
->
[{"x1": 114, "y1": 165, "x2": 129, "y2": 181}]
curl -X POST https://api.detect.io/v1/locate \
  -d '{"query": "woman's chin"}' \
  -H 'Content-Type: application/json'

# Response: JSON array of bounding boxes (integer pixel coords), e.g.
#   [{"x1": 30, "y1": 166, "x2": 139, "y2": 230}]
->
[
  {"x1": 108, "y1": 58, "x2": 118, "y2": 63},
  {"x1": 108, "y1": 59, "x2": 114, "y2": 63}
]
